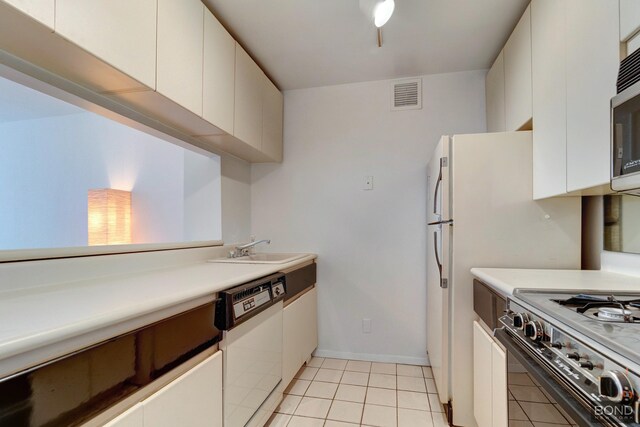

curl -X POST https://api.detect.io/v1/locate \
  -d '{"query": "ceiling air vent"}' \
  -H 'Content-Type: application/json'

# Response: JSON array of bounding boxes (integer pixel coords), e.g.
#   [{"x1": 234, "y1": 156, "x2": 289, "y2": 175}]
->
[{"x1": 391, "y1": 78, "x2": 422, "y2": 111}]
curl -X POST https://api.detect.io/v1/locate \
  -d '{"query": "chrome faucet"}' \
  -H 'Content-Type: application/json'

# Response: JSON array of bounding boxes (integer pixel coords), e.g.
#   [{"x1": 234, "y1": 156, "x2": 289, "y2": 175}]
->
[{"x1": 230, "y1": 239, "x2": 271, "y2": 258}]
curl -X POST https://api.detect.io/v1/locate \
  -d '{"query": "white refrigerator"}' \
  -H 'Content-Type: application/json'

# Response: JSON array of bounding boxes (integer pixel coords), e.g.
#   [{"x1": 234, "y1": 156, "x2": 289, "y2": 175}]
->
[{"x1": 426, "y1": 131, "x2": 581, "y2": 427}]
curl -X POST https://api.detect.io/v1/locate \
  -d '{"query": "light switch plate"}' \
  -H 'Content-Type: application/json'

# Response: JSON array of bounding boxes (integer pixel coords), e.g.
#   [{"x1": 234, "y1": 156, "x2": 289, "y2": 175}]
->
[{"x1": 363, "y1": 176, "x2": 374, "y2": 190}]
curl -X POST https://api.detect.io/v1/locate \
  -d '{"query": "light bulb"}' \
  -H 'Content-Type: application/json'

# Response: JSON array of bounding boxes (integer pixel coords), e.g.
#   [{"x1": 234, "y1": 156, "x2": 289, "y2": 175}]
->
[{"x1": 374, "y1": 0, "x2": 395, "y2": 28}]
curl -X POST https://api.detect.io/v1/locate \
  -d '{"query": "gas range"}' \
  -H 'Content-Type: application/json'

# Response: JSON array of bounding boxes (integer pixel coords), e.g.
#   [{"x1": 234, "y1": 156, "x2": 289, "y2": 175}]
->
[{"x1": 500, "y1": 289, "x2": 640, "y2": 426}]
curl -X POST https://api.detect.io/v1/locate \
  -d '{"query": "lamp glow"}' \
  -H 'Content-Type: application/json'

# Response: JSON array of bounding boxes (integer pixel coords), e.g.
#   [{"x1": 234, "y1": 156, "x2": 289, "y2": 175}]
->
[
  {"x1": 374, "y1": 0, "x2": 395, "y2": 28},
  {"x1": 88, "y1": 189, "x2": 132, "y2": 246}
]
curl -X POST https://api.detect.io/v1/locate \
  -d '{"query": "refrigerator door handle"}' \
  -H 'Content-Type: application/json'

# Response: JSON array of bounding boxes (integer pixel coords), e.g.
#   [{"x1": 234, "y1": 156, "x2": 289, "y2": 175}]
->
[
  {"x1": 427, "y1": 219, "x2": 453, "y2": 226},
  {"x1": 433, "y1": 230, "x2": 447, "y2": 288},
  {"x1": 432, "y1": 158, "x2": 443, "y2": 215}
]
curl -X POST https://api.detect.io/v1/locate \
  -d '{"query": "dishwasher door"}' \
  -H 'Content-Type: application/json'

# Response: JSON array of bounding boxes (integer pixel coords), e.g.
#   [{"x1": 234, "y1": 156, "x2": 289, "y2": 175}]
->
[{"x1": 220, "y1": 301, "x2": 283, "y2": 427}]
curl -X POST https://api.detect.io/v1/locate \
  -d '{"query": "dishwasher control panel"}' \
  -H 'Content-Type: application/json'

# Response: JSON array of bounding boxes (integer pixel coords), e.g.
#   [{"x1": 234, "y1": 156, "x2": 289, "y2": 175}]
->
[
  {"x1": 215, "y1": 274, "x2": 286, "y2": 330},
  {"x1": 233, "y1": 285, "x2": 271, "y2": 318}
]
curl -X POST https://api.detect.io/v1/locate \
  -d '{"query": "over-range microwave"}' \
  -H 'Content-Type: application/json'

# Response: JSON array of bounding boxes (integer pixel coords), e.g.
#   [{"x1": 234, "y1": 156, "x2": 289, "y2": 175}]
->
[{"x1": 612, "y1": 81, "x2": 640, "y2": 195}]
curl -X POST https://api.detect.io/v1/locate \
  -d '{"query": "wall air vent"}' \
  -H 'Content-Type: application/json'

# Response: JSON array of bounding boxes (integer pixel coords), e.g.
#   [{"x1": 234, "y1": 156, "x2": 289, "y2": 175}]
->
[{"x1": 391, "y1": 78, "x2": 422, "y2": 111}]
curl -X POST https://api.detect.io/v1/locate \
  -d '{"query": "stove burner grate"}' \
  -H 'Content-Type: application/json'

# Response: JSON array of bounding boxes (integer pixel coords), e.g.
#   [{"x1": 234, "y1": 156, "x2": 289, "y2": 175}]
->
[{"x1": 552, "y1": 294, "x2": 640, "y2": 323}]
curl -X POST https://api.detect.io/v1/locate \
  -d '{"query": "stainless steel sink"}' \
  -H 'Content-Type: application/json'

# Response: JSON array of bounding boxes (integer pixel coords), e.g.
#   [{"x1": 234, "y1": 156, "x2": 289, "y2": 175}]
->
[{"x1": 209, "y1": 253, "x2": 307, "y2": 264}]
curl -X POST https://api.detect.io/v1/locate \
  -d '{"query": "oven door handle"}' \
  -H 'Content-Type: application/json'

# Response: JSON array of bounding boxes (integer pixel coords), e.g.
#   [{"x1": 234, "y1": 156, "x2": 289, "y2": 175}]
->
[{"x1": 494, "y1": 329, "x2": 598, "y2": 427}]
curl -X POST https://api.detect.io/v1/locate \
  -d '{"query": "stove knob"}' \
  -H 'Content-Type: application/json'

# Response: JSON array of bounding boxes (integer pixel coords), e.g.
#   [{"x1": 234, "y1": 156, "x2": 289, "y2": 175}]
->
[
  {"x1": 599, "y1": 370, "x2": 635, "y2": 404},
  {"x1": 567, "y1": 352, "x2": 581, "y2": 361},
  {"x1": 524, "y1": 320, "x2": 544, "y2": 342},
  {"x1": 551, "y1": 342, "x2": 564, "y2": 349},
  {"x1": 513, "y1": 313, "x2": 529, "y2": 329},
  {"x1": 580, "y1": 361, "x2": 594, "y2": 370}
]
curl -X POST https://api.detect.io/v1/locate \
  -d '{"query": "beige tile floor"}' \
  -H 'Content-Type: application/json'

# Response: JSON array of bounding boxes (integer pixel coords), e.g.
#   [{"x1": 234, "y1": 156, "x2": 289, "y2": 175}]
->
[{"x1": 266, "y1": 357, "x2": 448, "y2": 427}]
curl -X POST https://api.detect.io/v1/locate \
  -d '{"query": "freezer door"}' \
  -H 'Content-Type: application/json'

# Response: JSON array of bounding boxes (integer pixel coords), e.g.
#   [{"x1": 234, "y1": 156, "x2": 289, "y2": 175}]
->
[{"x1": 427, "y1": 135, "x2": 451, "y2": 223}]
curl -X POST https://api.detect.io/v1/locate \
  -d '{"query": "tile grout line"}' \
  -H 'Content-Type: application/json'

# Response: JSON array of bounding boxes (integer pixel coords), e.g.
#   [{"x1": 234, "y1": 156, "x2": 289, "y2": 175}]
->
[{"x1": 276, "y1": 360, "x2": 437, "y2": 427}]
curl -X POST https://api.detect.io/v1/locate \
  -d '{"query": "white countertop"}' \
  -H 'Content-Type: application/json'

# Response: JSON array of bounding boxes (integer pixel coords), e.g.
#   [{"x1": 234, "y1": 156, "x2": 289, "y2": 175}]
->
[
  {"x1": 471, "y1": 268, "x2": 640, "y2": 298},
  {"x1": 0, "y1": 254, "x2": 316, "y2": 378}
]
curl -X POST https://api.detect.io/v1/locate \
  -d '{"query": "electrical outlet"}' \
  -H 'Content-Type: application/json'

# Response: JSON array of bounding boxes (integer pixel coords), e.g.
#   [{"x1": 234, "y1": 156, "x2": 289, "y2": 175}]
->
[
  {"x1": 363, "y1": 176, "x2": 374, "y2": 190},
  {"x1": 362, "y1": 318, "x2": 372, "y2": 334}
]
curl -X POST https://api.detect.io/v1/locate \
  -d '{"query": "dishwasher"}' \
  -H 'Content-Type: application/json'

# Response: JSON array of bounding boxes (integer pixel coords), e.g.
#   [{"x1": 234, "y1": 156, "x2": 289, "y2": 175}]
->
[{"x1": 215, "y1": 274, "x2": 286, "y2": 427}]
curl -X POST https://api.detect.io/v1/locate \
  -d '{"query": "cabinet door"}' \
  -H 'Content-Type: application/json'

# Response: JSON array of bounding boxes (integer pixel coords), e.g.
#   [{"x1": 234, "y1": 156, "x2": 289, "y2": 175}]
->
[
  {"x1": 2, "y1": 0, "x2": 53, "y2": 28},
  {"x1": 531, "y1": 0, "x2": 567, "y2": 199},
  {"x1": 491, "y1": 343, "x2": 508, "y2": 427},
  {"x1": 283, "y1": 288, "x2": 318, "y2": 388},
  {"x1": 302, "y1": 288, "x2": 319, "y2": 360},
  {"x1": 504, "y1": 5, "x2": 532, "y2": 131},
  {"x1": 143, "y1": 352, "x2": 222, "y2": 427},
  {"x1": 262, "y1": 75, "x2": 284, "y2": 162},
  {"x1": 104, "y1": 404, "x2": 144, "y2": 427},
  {"x1": 157, "y1": 0, "x2": 204, "y2": 115},
  {"x1": 203, "y1": 8, "x2": 235, "y2": 135},
  {"x1": 486, "y1": 50, "x2": 506, "y2": 133},
  {"x1": 473, "y1": 321, "x2": 493, "y2": 427},
  {"x1": 234, "y1": 44, "x2": 264, "y2": 150},
  {"x1": 566, "y1": 0, "x2": 619, "y2": 192},
  {"x1": 620, "y1": 0, "x2": 640, "y2": 42},
  {"x1": 55, "y1": 0, "x2": 157, "y2": 90}
]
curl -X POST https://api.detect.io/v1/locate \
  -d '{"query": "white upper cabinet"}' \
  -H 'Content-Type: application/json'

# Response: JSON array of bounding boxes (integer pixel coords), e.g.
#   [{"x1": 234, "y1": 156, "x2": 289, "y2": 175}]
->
[
  {"x1": 55, "y1": 0, "x2": 157, "y2": 90},
  {"x1": 234, "y1": 44, "x2": 264, "y2": 150},
  {"x1": 531, "y1": 0, "x2": 619, "y2": 198},
  {"x1": 104, "y1": 404, "x2": 144, "y2": 427},
  {"x1": 262, "y1": 75, "x2": 284, "y2": 162},
  {"x1": 531, "y1": 0, "x2": 567, "y2": 199},
  {"x1": 203, "y1": 8, "x2": 235, "y2": 135},
  {"x1": 2, "y1": 0, "x2": 53, "y2": 28},
  {"x1": 566, "y1": 0, "x2": 619, "y2": 193},
  {"x1": 143, "y1": 352, "x2": 222, "y2": 427},
  {"x1": 486, "y1": 50, "x2": 506, "y2": 133},
  {"x1": 0, "y1": 0, "x2": 284, "y2": 163},
  {"x1": 504, "y1": 5, "x2": 532, "y2": 131},
  {"x1": 620, "y1": 0, "x2": 640, "y2": 41},
  {"x1": 157, "y1": 0, "x2": 204, "y2": 116}
]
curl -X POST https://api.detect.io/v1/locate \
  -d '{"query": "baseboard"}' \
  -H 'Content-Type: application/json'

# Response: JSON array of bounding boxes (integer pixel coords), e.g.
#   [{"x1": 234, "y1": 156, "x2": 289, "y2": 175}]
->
[{"x1": 313, "y1": 349, "x2": 430, "y2": 366}]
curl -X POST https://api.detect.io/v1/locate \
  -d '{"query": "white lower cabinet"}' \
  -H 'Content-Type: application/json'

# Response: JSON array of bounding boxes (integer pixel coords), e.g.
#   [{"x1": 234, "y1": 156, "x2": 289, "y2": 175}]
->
[
  {"x1": 491, "y1": 342, "x2": 507, "y2": 427},
  {"x1": 283, "y1": 288, "x2": 319, "y2": 387},
  {"x1": 143, "y1": 351, "x2": 222, "y2": 427},
  {"x1": 473, "y1": 321, "x2": 507, "y2": 427},
  {"x1": 473, "y1": 322, "x2": 493, "y2": 427}
]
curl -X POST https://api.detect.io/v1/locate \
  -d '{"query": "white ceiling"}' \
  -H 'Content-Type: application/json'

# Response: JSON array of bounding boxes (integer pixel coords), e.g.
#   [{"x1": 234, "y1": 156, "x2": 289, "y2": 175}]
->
[
  {"x1": 205, "y1": 0, "x2": 530, "y2": 90},
  {"x1": 0, "y1": 76, "x2": 83, "y2": 124}
]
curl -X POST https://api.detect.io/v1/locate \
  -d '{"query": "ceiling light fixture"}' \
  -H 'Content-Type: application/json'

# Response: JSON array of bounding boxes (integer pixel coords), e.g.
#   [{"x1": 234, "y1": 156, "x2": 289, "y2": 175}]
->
[{"x1": 374, "y1": 0, "x2": 395, "y2": 28}]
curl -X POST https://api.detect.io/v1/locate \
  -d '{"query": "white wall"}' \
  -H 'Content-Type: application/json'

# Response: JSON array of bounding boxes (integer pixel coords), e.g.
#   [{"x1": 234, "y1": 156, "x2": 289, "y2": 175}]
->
[
  {"x1": 588, "y1": 195, "x2": 640, "y2": 277},
  {"x1": 251, "y1": 71, "x2": 487, "y2": 364},
  {"x1": 184, "y1": 150, "x2": 222, "y2": 241},
  {"x1": 221, "y1": 155, "x2": 252, "y2": 245},
  {"x1": 0, "y1": 112, "x2": 221, "y2": 249},
  {"x1": 602, "y1": 251, "x2": 640, "y2": 276}
]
